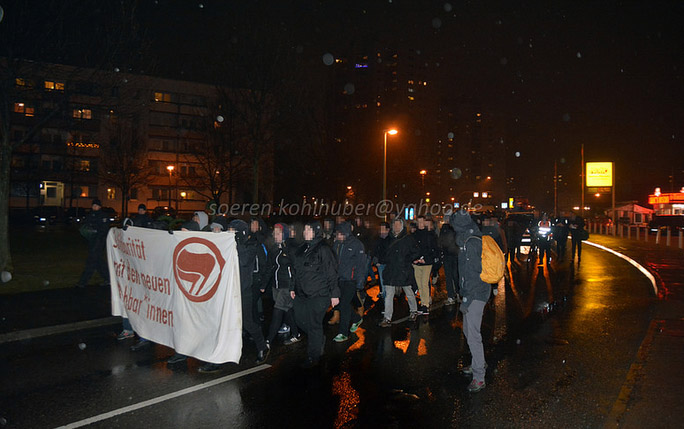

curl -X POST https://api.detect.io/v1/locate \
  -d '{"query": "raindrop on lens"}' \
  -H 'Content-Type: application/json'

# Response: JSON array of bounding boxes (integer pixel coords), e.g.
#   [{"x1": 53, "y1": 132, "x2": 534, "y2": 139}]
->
[
  {"x1": 515, "y1": 151, "x2": 521, "y2": 158},
  {"x1": 444, "y1": 3, "x2": 453, "y2": 12},
  {"x1": 516, "y1": 339, "x2": 521, "y2": 344},
  {"x1": 344, "y1": 83, "x2": 355, "y2": 95},
  {"x1": 450, "y1": 168, "x2": 462, "y2": 179},
  {"x1": 447, "y1": 132, "x2": 454, "y2": 139},
  {"x1": 322, "y1": 53, "x2": 334, "y2": 66},
  {"x1": 432, "y1": 18, "x2": 442, "y2": 29},
  {"x1": 576, "y1": 52, "x2": 582, "y2": 58},
  {"x1": 78, "y1": 343, "x2": 86, "y2": 350}
]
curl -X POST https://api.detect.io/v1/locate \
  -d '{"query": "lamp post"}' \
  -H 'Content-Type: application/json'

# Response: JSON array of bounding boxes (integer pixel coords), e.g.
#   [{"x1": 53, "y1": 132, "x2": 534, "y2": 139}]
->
[
  {"x1": 382, "y1": 129, "x2": 398, "y2": 220},
  {"x1": 419, "y1": 169, "x2": 427, "y2": 196},
  {"x1": 166, "y1": 165, "x2": 174, "y2": 207}
]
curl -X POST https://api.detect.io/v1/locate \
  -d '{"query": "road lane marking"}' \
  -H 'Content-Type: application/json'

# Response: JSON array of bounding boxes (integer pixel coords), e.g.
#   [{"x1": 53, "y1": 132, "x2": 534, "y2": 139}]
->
[
  {"x1": 55, "y1": 364, "x2": 271, "y2": 428},
  {"x1": 0, "y1": 317, "x2": 121, "y2": 344},
  {"x1": 584, "y1": 240, "x2": 658, "y2": 295}
]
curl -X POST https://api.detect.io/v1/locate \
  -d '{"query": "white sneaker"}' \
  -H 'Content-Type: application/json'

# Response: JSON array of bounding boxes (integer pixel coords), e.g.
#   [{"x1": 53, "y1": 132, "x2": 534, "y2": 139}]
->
[{"x1": 445, "y1": 297, "x2": 456, "y2": 305}]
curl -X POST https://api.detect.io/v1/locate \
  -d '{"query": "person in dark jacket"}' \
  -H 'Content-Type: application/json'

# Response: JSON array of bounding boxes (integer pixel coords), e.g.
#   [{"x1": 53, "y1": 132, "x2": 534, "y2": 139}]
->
[
  {"x1": 249, "y1": 217, "x2": 270, "y2": 324},
  {"x1": 332, "y1": 221, "x2": 367, "y2": 342},
  {"x1": 503, "y1": 216, "x2": 522, "y2": 263},
  {"x1": 412, "y1": 215, "x2": 439, "y2": 314},
  {"x1": 76, "y1": 198, "x2": 111, "y2": 288},
  {"x1": 131, "y1": 204, "x2": 153, "y2": 228},
  {"x1": 371, "y1": 222, "x2": 391, "y2": 300},
  {"x1": 265, "y1": 223, "x2": 300, "y2": 346},
  {"x1": 569, "y1": 215, "x2": 585, "y2": 263},
  {"x1": 553, "y1": 218, "x2": 569, "y2": 261},
  {"x1": 438, "y1": 221, "x2": 459, "y2": 305},
  {"x1": 198, "y1": 219, "x2": 270, "y2": 373},
  {"x1": 378, "y1": 218, "x2": 420, "y2": 327},
  {"x1": 450, "y1": 210, "x2": 491, "y2": 392},
  {"x1": 292, "y1": 221, "x2": 340, "y2": 368}
]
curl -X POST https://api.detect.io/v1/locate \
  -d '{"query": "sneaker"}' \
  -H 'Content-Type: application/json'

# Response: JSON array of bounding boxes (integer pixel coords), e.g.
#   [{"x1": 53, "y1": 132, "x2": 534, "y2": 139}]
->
[
  {"x1": 167, "y1": 353, "x2": 187, "y2": 364},
  {"x1": 256, "y1": 345, "x2": 270, "y2": 364},
  {"x1": 378, "y1": 318, "x2": 392, "y2": 328},
  {"x1": 130, "y1": 338, "x2": 150, "y2": 351},
  {"x1": 277, "y1": 324, "x2": 290, "y2": 334},
  {"x1": 117, "y1": 330, "x2": 134, "y2": 341},
  {"x1": 467, "y1": 379, "x2": 486, "y2": 392},
  {"x1": 198, "y1": 363, "x2": 222, "y2": 373},
  {"x1": 420, "y1": 305, "x2": 429, "y2": 315},
  {"x1": 284, "y1": 334, "x2": 301, "y2": 345},
  {"x1": 445, "y1": 297, "x2": 456, "y2": 306},
  {"x1": 350, "y1": 318, "x2": 363, "y2": 333},
  {"x1": 333, "y1": 334, "x2": 349, "y2": 343},
  {"x1": 409, "y1": 312, "x2": 418, "y2": 321},
  {"x1": 462, "y1": 362, "x2": 488, "y2": 375}
]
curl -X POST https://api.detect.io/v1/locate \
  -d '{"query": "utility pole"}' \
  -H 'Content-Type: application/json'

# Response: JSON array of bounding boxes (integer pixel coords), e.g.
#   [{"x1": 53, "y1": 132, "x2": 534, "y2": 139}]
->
[
  {"x1": 554, "y1": 160, "x2": 558, "y2": 218},
  {"x1": 581, "y1": 144, "x2": 585, "y2": 217}
]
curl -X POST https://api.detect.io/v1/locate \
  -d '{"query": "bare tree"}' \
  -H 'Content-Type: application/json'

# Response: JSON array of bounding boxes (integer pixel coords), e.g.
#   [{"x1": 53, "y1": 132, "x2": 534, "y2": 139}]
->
[{"x1": 98, "y1": 117, "x2": 152, "y2": 217}]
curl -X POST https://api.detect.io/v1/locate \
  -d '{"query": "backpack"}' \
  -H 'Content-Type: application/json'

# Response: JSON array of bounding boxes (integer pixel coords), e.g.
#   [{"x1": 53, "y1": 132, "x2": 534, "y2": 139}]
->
[{"x1": 466, "y1": 235, "x2": 505, "y2": 284}]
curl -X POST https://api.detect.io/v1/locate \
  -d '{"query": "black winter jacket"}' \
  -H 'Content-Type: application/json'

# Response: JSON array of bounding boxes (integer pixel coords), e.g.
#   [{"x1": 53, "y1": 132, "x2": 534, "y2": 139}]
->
[
  {"x1": 383, "y1": 229, "x2": 420, "y2": 286},
  {"x1": 267, "y1": 241, "x2": 295, "y2": 291},
  {"x1": 450, "y1": 211, "x2": 491, "y2": 310},
  {"x1": 333, "y1": 222, "x2": 367, "y2": 288},
  {"x1": 293, "y1": 237, "x2": 339, "y2": 299},
  {"x1": 412, "y1": 227, "x2": 438, "y2": 265}
]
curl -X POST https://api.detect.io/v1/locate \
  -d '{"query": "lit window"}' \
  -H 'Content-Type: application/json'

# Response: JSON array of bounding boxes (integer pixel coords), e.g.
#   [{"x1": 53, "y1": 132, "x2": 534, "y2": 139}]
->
[
  {"x1": 14, "y1": 103, "x2": 34, "y2": 117},
  {"x1": 408, "y1": 96, "x2": 415, "y2": 101},
  {"x1": 73, "y1": 109, "x2": 92, "y2": 119},
  {"x1": 107, "y1": 188, "x2": 116, "y2": 200},
  {"x1": 77, "y1": 160, "x2": 91, "y2": 172},
  {"x1": 44, "y1": 81, "x2": 65, "y2": 91},
  {"x1": 154, "y1": 92, "x2": 171, "y2": 102},
  {"x1": 15, "y1": 78, "x2": 27, "y2": 87},
  {"x1": 14, "y1": 103, "x2": 25, "y2": 113}
]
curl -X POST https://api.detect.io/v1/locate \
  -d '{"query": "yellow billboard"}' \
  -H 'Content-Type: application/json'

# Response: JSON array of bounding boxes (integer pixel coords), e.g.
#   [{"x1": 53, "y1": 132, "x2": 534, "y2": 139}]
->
[{"x1": 586, "y1": 162, "x2": 613, "y2": 187}]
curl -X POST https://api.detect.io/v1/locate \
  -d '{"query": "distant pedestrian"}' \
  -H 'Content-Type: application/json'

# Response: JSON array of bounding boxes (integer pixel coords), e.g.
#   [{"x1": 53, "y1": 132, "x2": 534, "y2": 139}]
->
[
  {"x1": 378, "y1": 218, "x2": 420, "y2": 327},
  {"x1": 553, "y1": 218, "x2": 569, "y2": 261},
  {"x1": 450, "y1": 210, "x2": 491, "y2": 392},
  {"x1": 292, "y1": 221, "x2": 339, "y2": 368},
  {"x1": 569, "y1": 215, "x2": 586, "y2": 263},
  {"x1": 76, "y1": 198, "x2": 111, "y2": 288},
  {"x1": 412, "y1": 215, "x2": 438, "y2": 314},
  {"x1": 132, "y1": 204, "x2": 153, "y2": 228}
]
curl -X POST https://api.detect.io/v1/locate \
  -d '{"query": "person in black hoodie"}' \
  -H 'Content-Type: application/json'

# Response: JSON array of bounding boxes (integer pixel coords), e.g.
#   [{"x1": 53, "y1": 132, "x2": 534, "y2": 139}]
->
[
  {"x1": 264, "y1": 223, "x2": 300, "y2": 346},
  {"x1": 332, "y1": 221, "x2": 367, "y2": 342},
  {"x1": 292, "y1": 221, "x2": 340, "y2": 368},
  {"x1": 438, "y1": 220, "x2": 459, "y2": 305},
  {"x1": 371, "y1": 222, "x2": 391, "y2": 301},
  {"x1": 378, "y1": 218, "x2": 420, "y2": 327},
  {"x1": 412, "y1": 215, "x2": 439, "y2": 314},
  {"x1": 249, "y1": 217, "x2": 270, "y2": 324},
  {"x1": 199, "y1": 219, "x2": 269, "y2": 373}
]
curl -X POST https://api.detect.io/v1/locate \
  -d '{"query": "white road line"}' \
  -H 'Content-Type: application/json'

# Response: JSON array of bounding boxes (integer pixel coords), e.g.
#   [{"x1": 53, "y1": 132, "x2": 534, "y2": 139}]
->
[
  {"x1": 584, "y1": 240, "x2": 658, "y2": 295},
  {"x1": 56, "y1": 364, "x2": 271, "y2": 429}
]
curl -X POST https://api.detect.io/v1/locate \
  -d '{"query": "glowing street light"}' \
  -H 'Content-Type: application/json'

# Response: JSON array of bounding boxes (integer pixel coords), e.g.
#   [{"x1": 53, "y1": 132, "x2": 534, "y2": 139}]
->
[
  {"x1": 383, "y1": 128, "x2": 398, "y2": 220},
  {"x1": 166, "y1": 165, "x2": 174, "y2": 206}
]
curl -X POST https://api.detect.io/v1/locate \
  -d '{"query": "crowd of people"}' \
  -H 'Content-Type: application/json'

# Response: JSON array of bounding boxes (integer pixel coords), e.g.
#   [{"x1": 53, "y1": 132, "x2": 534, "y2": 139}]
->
[{"x1": 73, "y1": 197, "x2": 588, "y2": 393}]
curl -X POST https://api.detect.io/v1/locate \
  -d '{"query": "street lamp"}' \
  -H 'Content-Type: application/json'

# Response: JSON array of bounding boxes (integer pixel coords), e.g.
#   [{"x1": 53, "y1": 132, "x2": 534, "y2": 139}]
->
[
  {"x1": 420, "y1": 169, "x2": 427, "y2": 195},
  {"x1": 166, "y1": 165, "x2": 174, "y2": 207},
  {"x1": 382, "y1": 129, "x2": 398, "y2": 219}
]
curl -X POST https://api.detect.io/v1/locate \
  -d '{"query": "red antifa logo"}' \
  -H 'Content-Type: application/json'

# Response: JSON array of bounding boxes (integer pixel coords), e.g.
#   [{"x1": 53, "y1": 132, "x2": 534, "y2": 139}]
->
[{"x1": 172, "y1": 237, "x2": 225, "y2": 302}]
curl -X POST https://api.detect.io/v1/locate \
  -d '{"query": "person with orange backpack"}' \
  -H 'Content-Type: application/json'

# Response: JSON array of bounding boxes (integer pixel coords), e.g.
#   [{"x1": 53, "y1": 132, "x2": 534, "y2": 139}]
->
[{"x1": 450, "y1": 209, "x2": 493, "y2": 392}]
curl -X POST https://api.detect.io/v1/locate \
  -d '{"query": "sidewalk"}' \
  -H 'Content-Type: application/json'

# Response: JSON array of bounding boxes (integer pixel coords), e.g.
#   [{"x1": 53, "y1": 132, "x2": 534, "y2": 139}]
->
[{"x1": 587, "y1": 234, "x2": 684, "y2": 428}]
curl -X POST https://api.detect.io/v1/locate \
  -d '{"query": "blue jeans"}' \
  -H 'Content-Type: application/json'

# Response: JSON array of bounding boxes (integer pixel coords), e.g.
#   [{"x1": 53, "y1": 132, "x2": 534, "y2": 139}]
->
[{"x1": 376, "y1": 264, "x2": 386, "y2": 297}]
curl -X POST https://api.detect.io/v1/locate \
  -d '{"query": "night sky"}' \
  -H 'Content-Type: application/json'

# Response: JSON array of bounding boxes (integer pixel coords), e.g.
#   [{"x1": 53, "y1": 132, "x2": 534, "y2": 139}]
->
[{"x1": 3, "y1": 0, "x2": 683, "y2": 205}]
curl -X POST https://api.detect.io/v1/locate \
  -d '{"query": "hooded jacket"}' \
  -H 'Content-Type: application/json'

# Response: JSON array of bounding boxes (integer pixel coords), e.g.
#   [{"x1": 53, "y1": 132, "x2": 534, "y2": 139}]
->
[
  {"x1": 382, "y1": 223, "x2": 421, "y2": 286},
  {"x1": 293, "y1": 221, "x2": 339, "y2": 299},
  {"x1": 228, "y1": 219, "x2": 257, "y2": 294},
  {"x1": 332, "y1": 221, "x2": 367, "y2": 288},
  {"x1": 194, "y1": 211, "x2": 209, "y2": 231},
  {"x1": 248, "y1": 217, "x2": 270, "y2": 291},
  {"x1": 438, "y1": 223, "x2": 458, "y2": 257},
  {"x1": 450, "y1": 210, "x2": 491, "y2": 310}
]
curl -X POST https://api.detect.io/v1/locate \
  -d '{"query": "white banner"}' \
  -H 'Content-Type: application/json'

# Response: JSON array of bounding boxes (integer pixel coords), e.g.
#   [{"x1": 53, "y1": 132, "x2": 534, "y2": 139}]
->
[{"x1": 107, "y1": 227, "x2": 242, "y2": 364}]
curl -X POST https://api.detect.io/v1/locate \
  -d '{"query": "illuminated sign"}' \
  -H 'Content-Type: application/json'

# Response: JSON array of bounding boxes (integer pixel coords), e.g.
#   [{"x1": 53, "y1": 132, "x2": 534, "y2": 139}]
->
[
  {"x1": 649, "y1": 195, "x2": 670, "y2": 204},
  {"x1": 586, "y1": 162, "x2": 613, "y2": 187}
]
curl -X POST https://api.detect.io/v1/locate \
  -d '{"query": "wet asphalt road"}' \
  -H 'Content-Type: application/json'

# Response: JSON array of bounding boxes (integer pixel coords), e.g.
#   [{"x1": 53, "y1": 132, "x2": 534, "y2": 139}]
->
[{"x1": 0, "y1": 244, "x2": 655, "y2": 428}]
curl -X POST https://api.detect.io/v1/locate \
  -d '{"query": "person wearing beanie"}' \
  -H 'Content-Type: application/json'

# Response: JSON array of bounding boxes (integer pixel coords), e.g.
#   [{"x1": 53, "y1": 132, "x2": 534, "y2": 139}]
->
[
  {"x1": 132, "y1": 203, "x2": 153, "y2": 228},
  {"x1": 198, "y1": 219, "x2": 270, "y2": 373},
  {"x1": 292, "y1": 221, "x2": 339, "y2": 368},
  {"x1": 450, "y1": 209, "x2": 491, "y2": 392},
  {"x1": 377, "y1": 217, "x2": 420, "y2": 327},
  {"x1": 75, "y1": 197, "x2": 111, "y2": 288},
  {"x1": 264, "y1": 223, "x2": 300, "y2": 347}
]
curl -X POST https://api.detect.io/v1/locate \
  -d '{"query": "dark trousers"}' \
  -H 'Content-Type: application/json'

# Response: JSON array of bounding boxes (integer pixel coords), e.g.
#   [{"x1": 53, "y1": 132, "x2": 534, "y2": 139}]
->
[
  {"x1": 78, "y1": 239, "x2": 109, "y2": 286},
  {"x1": 556, "y1": 236, "x2": 567, "y2": 259},
  {"x1": 267, "y1": 308, "x2": 298, "y2": 343},
  {"x1": 571, "y1": 238, "x2": 582, "y2": 260},
  {"x1": 241, "y1": 289, "x2": 267, "y2": 352},
  {"x1": 538, "y1": 239, "x2": 551, "y2": 263},
  {"x1": 338, "y1": 280, "x2": 362, "y2": 336},
  {"x1": 443, "y1": 255, "x2": 459, "y2": 298},
  {"x1": 294, "y1": 295, "x2": 329, "y2": 361}
]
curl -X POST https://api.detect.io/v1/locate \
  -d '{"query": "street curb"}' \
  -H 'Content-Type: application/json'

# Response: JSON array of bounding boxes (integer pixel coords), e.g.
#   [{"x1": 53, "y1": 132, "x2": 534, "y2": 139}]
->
[
  {"x1": 584, "y1": 240, "x2": 658, "y2": 296},
  {"x1": 0, "y1": 316, "x2": 121, "y2": 344}
]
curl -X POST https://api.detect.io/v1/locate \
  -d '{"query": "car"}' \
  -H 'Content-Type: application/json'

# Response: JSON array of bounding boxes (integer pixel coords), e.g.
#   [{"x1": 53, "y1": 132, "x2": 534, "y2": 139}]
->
[
  {"x1": 32, "y1": 206, "x2": 66, "y2": 225},
  {"x1": 152, "y1": 206, "x2": 177, "y2": 219}
]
